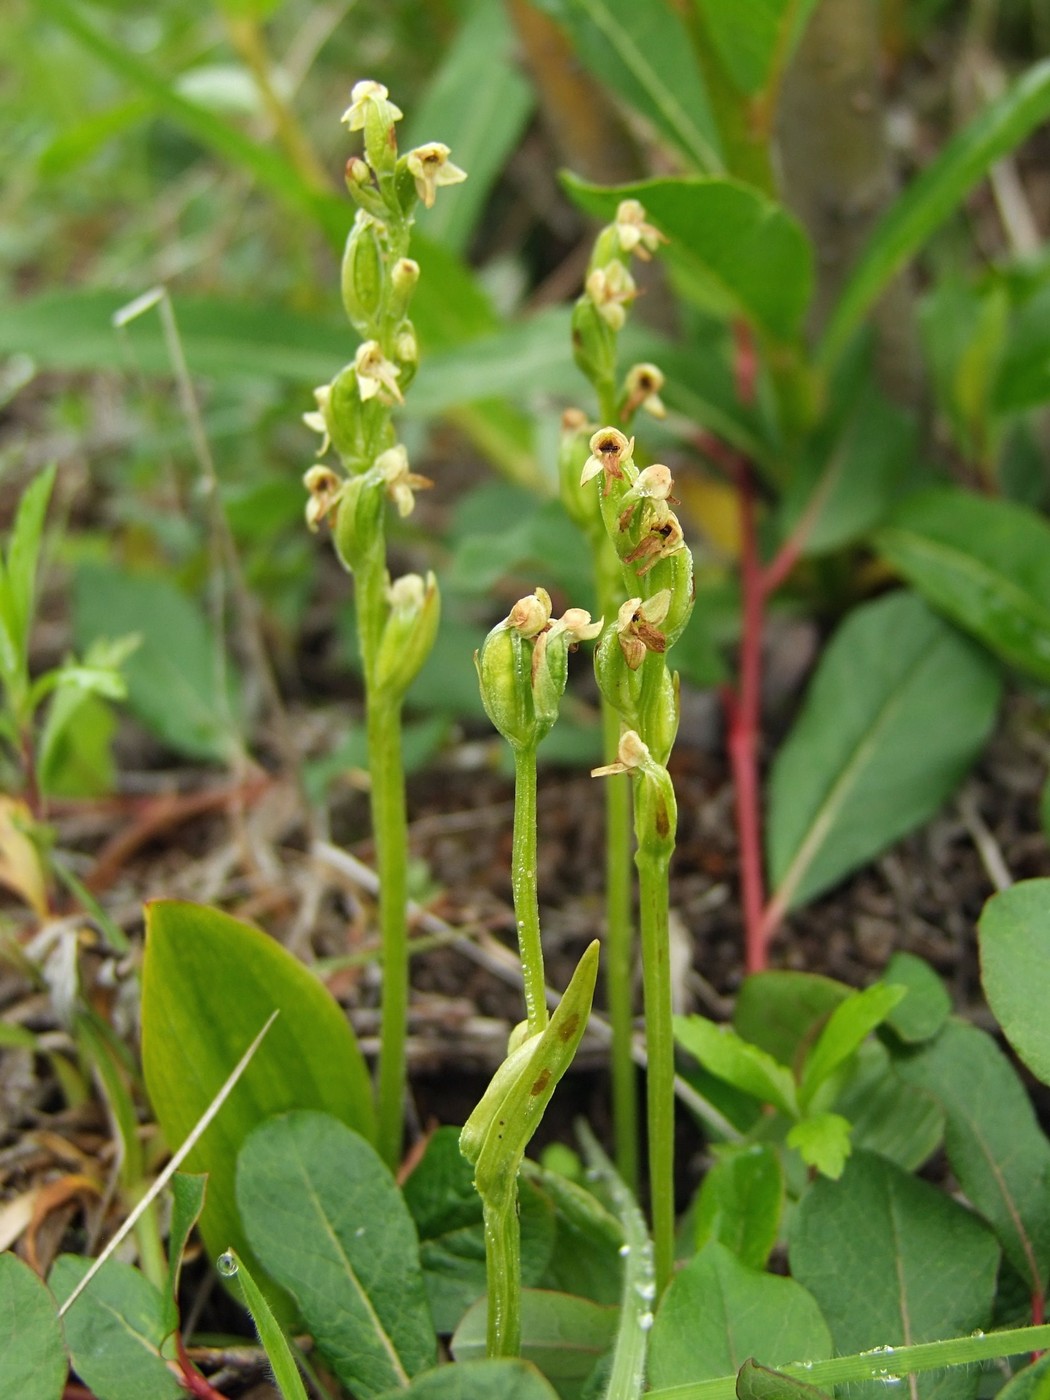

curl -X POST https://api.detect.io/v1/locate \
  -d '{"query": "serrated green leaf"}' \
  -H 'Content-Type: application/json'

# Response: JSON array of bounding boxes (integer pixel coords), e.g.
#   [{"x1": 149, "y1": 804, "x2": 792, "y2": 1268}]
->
[
  {"x1": 73, "y1": 563, "x2": 241, "y2": 763},
  {"x1": 786, "y1": 1113, "x2": 853, "y2": 1179},
  {"x1": 0, "y1": 1253, "x2": 66, "y2": 1400},
  {"x1": 693, "y1": 1144, "x2": 784, "y2": 1270},
  {"x1": 876, "y1": 488, "x2": 1050, "y2": 683},
  {"x1": 674, "y1": 1015, "x2": 799, "y2": 1118},
  {"x1": 820, "y1": 59, "x2": 1050, "y2": 370},
  {"x1": 649, "y1": 1240, "x2": 831, "y2": 1388},
  {"x1": 563, "y1": 175, "x2": 812, "y2": 345},
  {"x1": 451, "y1": 1287, "x2": 617, "y2": 1389},
  {"x1": 50, "y1": 1255, "x2": 184, "y2": 1400},
  {"x1": 799, "y1": 984, "x2": 906, "y2": 1109},
  {"x1": 790, "y1": 1152, "x2": 1000, "y2": 1400},
  {"x1": 238, "y1": 1111, "x2": 435, "y2": 1398},
  {"x1": 895, "y1": 1018, "x2": 1050, "y2": 1293},
  {"x1": 980, "y1": 879, "x2": 1050, "y2": 1085},
  {"x1": 767, "y1": 591, "x2": 1000, "y2": 911},
  {"x1": 141, "y1": 901, "x2": 375, "y2": 1310}
]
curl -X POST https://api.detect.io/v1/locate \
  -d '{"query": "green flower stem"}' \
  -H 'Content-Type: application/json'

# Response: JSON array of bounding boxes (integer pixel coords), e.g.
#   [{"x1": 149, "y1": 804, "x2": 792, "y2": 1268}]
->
[
  {"x1": 637, "y1": 843, "x2": 675, "y2": 1299},
  {"x1": 482, "y1": 1181, "x2": 522, "y2": 1357},
  {"x1": 512, "y1": 743, "x2": 549, "y2": 1037}
]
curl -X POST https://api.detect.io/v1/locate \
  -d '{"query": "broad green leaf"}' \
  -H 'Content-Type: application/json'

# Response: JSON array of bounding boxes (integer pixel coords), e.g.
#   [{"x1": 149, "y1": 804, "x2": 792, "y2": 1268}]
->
[
  {"x1": 995, "y1": 1352, "x2": 1050, "y2": 1400},
  {"x1": 819, "y1": 58, "x2": 1050, "y2": 370},
  {"x1": 736, "y1": 1359, "x2": 834, "y2": 1400},
  {"x1": 733, "y1": 972, "x2": 850, "y2": 1066},
  {"x1": 163, "y1": 1174, "x2": 207, "y2": 1338},
  {"x1": 536, "y1": 0, "x2": 723, "y2": 171},
  {"x1": 836, "y1": 1041, "x2": 944, "y2": 1173},
  {"x1": 767, "y1": 591, "x2": 1000, "y2": 910},
  {"x1": 238, "y1": 1111, "x2": 435, "y2": 1398},
  {"x1": 693, "y1": 1144, "x2": 784, "y2": 1269},
  {"x1": 0, "y1": 1253, "x2": 66, "y2": 1400},
  {"x1": 881, "y1": 952, "x2": 951, "y2": 1044},
  {"x1": 452, "y1": 1288, "x2": 617, "y2": 1393},
  {"x1": 523, "y1": 1161, "x2": 625, "y2": 1306},
  {"x1": 692, "y1": 0, "x2": 819, "y2": 96},
  {"x1": 895, "y1": 1019, "x2": 1050, "y2": 1293},
  {"x1": 875, "y1": 488, "x2": 1050, "y2": 682},
  {"x1": 995, "y1": 281, "x2": 1050, "y2": 414},
  {"x1": 674, "y1": 1016, "x2": 799, "y2": 1118},
  {"x1": 563, "y1": 175, "x2": 812, "y2": 345},
  {"x1": 377, "y1": 1358, "x2": 561, "y2": 1400},
  {"x1": 785, "y1": 1113, "x2": 852, "y2": 1179},
  {"x1": 73, "y1": 563, "x2": 241, "y2": 763},
  {"x1": 980, "y1": 879, "x2": 1050, "y2": 1085},
  {"x1": 790, "y1": 1152, "x2": 1000, "y2": 1400},
  {"x1": 403, "y1": 0, "x2": 533, "y2": 255},
  {"x1": 218, "y1": 1250, "x2": 309, "y2": 1400},
  {"x1": 648, "y1": 1240, "x2": 831, "y2": 1388},
  {"x1": 141, "y1": 901, "x2": 375, "y2": 1305},
  {"x1": 402, "y1": 1128, "x2": 556, "y2": 1333},
  {"x1": 798, "y1": 984, "x2": 906, "y2": 1109},
  {"x1": 50, "y1": 1255, "x2": 184, "y2": 1400}
]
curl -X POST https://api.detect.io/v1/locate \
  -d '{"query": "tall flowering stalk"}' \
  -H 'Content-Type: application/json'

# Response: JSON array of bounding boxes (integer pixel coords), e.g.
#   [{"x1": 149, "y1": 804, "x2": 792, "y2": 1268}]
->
[
  {"x1": 302, "y1": 81, "x2": 465, "y2": 1169},
  {"x1": 560, "y1": 201, "x2": 668, "y2": 1191},
  {"x1": 583, "y1": 426, "x2": 694, "y2": 1297}
]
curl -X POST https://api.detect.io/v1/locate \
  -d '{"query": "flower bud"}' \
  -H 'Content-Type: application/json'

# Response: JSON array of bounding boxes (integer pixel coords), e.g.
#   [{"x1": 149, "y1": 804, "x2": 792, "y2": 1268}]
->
[
  {"x1": 375, "y1": 571, "x2": 440, "y2": 697},
  {"x1": 332, "y1": 466, "x2": 385, "y2": 573},
  {"x1": 341, "y1": 211, "x2": 384, "y2": 331},
  {"x1": 558, "y1": 409, "x2": 599, "y2": 534},
  {"x1": 571, "y1": 296, "x2": 617, "y2": 395},
  {"x1": 390, "y1": 258, "x2": 420, "y2": 319},
  {"x1": 342, "y1": 79, "x2": 402, "y2": 179},
  {"x1": 393, "y1": 321, "x2": 419, "y2": 393},
  {"x1": 475, "y1": 624, "x2": 534, "y2": 751}
]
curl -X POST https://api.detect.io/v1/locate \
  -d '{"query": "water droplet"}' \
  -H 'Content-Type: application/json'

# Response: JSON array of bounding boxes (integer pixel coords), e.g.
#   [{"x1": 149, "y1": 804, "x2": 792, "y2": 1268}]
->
[
  {"x1": 217, "y1": 1252, "x2": 238, "y2": 1278},
  {"x1": 635, "y1": 1279, "x2": 656, "y2": 1302},
  {"x1": 355, "y1": 1226, "x2": 366, "y2": 1237},
  {"x1": 639, "y1": 1311, "x2": 654, "y2": 1332},
  {"x1": 970, "y1": 1329, "x2": 985, "y2": 1339},
  {"x1": 619, "y1": 1243, "x2": 631, "y2": 1257},
  {"x1": 801, "y1": 1362, "x2": 813, "y2": 1371}
]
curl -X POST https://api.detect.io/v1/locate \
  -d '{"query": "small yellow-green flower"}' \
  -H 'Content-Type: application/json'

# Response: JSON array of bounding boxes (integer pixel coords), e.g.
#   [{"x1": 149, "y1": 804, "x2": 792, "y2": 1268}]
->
[
  {"x1": 614, "y1": 200, "x2": 665, "y2": 260},
  {"x1": 354, "y1": 340, "x2": 403, "y2": 403},
  {"x1": 303, "y1": 464, "x2": 343, "y2": 532},
  {"x1": 376, "y1": 444, "x2": 432, "y2": 517},
  {"x1": 341, "y1": 80, "x2": 403, "y2": 131},
  {"x1": 405, "y1": 143, "x2": 468, "y2": 209}
]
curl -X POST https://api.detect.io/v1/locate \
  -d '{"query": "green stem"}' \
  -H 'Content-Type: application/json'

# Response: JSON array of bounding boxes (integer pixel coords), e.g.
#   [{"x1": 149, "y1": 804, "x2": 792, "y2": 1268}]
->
[
  {"x1": 637, "y1": 846, "x2": 675, "y2": 1298},
  {"x1": 512, "y1": 744, "x2": 548, "y2": 1036},
  {"x1": 482, "y1": 1182, "x2": 522, "y2": 1357}
]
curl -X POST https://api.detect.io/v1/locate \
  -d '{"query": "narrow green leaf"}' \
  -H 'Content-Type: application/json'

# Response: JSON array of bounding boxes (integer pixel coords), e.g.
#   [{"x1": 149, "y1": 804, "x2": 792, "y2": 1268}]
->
[
  {"x1": 767, "y1": 591, "x2": 1000, "y2": 911},
  {"x1": 895, "y1": 1019, "x2": 1050, "y2": 1293},
  {"x1": 692, "y1": 0, "x2": 820, "y2": 97},
  {"x1": 790, "y1": 1152, "x2": 1000, "y2": 1400},
  {"x1": 163, "y1": 1174, "x2": 207, "y2": 1338},
  {"x1": 994, "y1": 1351, "x2": 1050, "y2": 1400},
  {"x1": 649, "y1": 1241, "x2": 831, "y2": 1388},
  {"x1": 377, "y1": 1358, "x2": 561, "y2": 1400},
  {"x1": 537, "y1": 0, "x2": 723, "y2": 170},
  {"x1": 798, "y1": 984, "x2": 906, "y2": 1109},
  {"x1": 5, "y1": 464, "x2": 56, "y2": 670},
  {"x1": 737, "y1": 1358, "x2": 834, "y2": 1400},
  {"x1": 881, "y1": 952, "x2": 951, "y2": 1044},
  {"x1": 238, "y1": 1111, "x2": 435, "y2": 1398},
  {"x1": 562, "y1": 175, "x2": 812, "y2": 344},
  {"x1": 693, "y1": 1144, "x2": 784, "y2": 1270},
  {"x1": 876, "y1": 488, "x2": 1050, "y2": 683},
  {"x1": 0, "y1": 1253, "x2": 66, "y2": 1400},
  {"x1": 50, "y1": 1255, "x2": 184, "y2": 1400},
  {"x1": 73, "y1": 564, "x2": 241, "y2": 763},
  {"x1": 674, "y1": 1016, "x2": 799, "y2": 1118},
  {"x1": 141, "y1": 901, "x2": 375, "y2": 1307},
  {"x1": 980, "y1": 879, "x2": 1050, "y2": 1085},
  {"x1": 451, "y1": 1287, "x2": 618, "y2": 1386},
  {"x1": 819, "y1": 59, "x2": 1050, "y2": 369},
  {"x1": 219, "y1": 1250, "x2": 309, "y2": 1400}
]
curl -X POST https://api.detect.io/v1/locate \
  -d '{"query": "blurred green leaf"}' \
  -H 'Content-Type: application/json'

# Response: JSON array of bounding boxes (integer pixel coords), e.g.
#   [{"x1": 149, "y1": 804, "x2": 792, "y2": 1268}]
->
[
  {"x1": 536, "y1": 0, "x2": 722, "y2": 170},
  {"x1": 875, "y1": 488, "x2": 1050, "y2": 683},
  {"x1": 736, "y1": 1359, "x2": 833, "y2": 1400},
  {"x1": 995, "y1": 282, "x2": 1050, "y2": 414},
  {"x1": 880, "y1": 952, "x2": 951, "y2": 1044},
  {"x1": 563, "y1": 175, "x2": 812, "y2": 344},
  {"x1": 767, "y1": 591, "x2": 1001, "y2": 911},
  {"x1": 979, "y1": 879, "x2": 1050, "y2": 1087},
  {"x1": 733, "y1": 972, "x2": 849, "y2": 1065},
  {"x1": 378, "y1": 1359, "x2": 561, "y2": 1400},
  {"x1": 692, "y1": 0, "x2": 819, "y2": 97},
  {"x1": 0, "y1": 1253, "x2": 66, "y2": 1400},
  {"x1": 820, "y1": 58, "x2": 1050, "y2": 370}
]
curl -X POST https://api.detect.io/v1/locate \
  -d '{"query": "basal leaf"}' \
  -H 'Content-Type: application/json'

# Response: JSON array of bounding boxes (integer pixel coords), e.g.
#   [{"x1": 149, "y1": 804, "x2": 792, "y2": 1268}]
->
[
  {"x1": 536, "y1": 0, "x2": 723, "y2": 170},
  {"x1": 820, "y1": 58, "x2": 1050, "y2": 369},
  {"x1": 451, "y1": 1288, "x2": 617, "y2": 1391},
  {"x1": 237, "y1": 1111, "x2": 436, "y2": 1398},
  {"x1": 0, "y1": 1253, "x2": 66, "y2": 1400},
  {"x1": 876, "y1": 488, "x2": 1050, "y2": 683},
  {"x1": 767, "y1": 591, "x2": 1000, "y2": 910},
  {"x1": 674, "y1": 1016, "x2": 799, "y2": 1117},
  {"x1": 798, "y1": 984, "x2": 906, "y2": 1109},
  {"x1": 141, "y1": 901, "x2": 375, "y2": 1305},
  {"x1": 50, "y1": 1255, "x2": 184, "y2": 1400},
  {"x1": 790, "y1": 1152, "x2": 1000, "y2": 1400},
  {"x1": 563, "y1": 175, "x2": 812, "y2": 345},
  {"x1": 648, "y1": 1240, "x2": 831, "y2": 1388},
  {"x1": 980, "y1": 879, "x2": 1050, "y2": 1085},
  {"x1": 895, "y1": 1019, "x2": 1050, "y2": 1293},
  {"x1": 693, "y1": 1144, "x2": 785, "y2": 1270},
  {"x1": 73, "y1": 564, "x2": 242, "y2": 763}
]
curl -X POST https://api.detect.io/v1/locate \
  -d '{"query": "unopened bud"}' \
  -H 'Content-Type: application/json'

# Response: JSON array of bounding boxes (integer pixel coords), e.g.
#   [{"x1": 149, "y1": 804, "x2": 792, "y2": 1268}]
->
[
  {"x1": 342, "y1": 79, "x2": 402, "y2": 178},
  {"x1": 332, "y1": 466, "x2": 385, "y2": 573},
  {"x1": 571, "y1": 296, "x2": 617, "y2": 396},
  {"x1": 390, "y1": 258, "x2": 420, "y2": 318},
  {"x1": 375, "y1": 571, "x2": 440, "y2": 697},
  {"x1": 558, "y1": 410, "x2": 599, "y2": 533},
  {"x1": 341, "y1": 211, "x2": 384, "y2": 331}
]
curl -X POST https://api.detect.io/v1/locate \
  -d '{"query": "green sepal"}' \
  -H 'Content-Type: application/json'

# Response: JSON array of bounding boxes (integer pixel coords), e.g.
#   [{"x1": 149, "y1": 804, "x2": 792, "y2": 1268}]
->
[
  {"x1": 375, "y1": 573, "x2": 441, "y2": 698},
  {"x1": 341, "y1": 212, "x2": 384, "y2": 332},
  {"x1": 332, "y1": 468, "x2": 386, "y2": 574},
  {"x1": 571, "y1": 295, "x2": 617, "y2": 393}
]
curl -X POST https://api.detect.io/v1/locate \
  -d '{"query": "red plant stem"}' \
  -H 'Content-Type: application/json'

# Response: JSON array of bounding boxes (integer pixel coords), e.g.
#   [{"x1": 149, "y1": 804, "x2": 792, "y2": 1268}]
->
[
  {"x1": 725, "y1": 457, "x2": 768, "y2": 974},
  {"x1": 176, "y1": 1331, "x2": 227, "y2": 1398}
]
